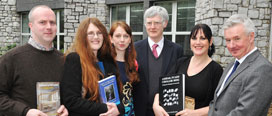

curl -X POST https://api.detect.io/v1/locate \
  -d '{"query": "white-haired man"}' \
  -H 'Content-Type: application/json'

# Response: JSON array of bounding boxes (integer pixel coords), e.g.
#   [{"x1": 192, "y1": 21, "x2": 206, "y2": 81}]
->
[{"x1": 209, "y1": 14, "x2": 272, "y2": 116}]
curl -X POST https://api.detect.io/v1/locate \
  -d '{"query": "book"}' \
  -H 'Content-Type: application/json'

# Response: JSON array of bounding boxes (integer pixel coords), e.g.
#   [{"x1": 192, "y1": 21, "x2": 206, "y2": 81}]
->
[
  {"x1": 185, "y1": 96, "x2": 195, "y2": 110},
  {"x1": 98, "y1": 75, "x2": 120, "y2": 105},
  {"x1": 36, "y1": 82, "x2": 60, "y2": 116},
  {"x1": 159, "y1": 74, "x2": 185, "y2": 115}
]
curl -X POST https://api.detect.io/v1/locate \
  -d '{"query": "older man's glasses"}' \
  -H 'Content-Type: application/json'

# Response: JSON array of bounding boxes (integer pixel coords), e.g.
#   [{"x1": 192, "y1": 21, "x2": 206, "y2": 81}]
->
[
  {"x1": 145, "y1": 21, "x2": 163, "y2": 27},
  {"x1": 87, "y1": 32, "x2": 103, "y2": 38}
]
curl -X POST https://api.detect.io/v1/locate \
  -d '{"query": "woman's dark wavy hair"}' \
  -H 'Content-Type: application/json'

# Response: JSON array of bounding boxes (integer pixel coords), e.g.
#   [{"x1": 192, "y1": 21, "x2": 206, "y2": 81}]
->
[{"x1": 189, "y1": 24, "x2": 215, "y2": 57}]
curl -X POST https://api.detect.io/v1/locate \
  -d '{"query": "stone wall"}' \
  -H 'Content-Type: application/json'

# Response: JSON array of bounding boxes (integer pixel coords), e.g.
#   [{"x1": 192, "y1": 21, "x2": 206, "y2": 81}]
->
[
  {"x1": 195, "y1": 0, "x2": 271, "y2": 67},
  {"x1": 64, "y1": 0, "x2": 109, "y2": 51},
  {"x1": 0, "y1": 0, "x2": 20, "y2": 55}
]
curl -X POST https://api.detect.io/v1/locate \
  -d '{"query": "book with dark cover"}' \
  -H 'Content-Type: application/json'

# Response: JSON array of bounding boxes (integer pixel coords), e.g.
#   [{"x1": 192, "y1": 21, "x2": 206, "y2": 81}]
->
[
  {"x1": 36, "y1": 82, "x2": 60, "y2": 116},
  {"x1": 159, "y1": 74, "x2": 185, "y2": 115},
  {"x1": 98, "y1": 75, "x2": 120, "y2": 105}
]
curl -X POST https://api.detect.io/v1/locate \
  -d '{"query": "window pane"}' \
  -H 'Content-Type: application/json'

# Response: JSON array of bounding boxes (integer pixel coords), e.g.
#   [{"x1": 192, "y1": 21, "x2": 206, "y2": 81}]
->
[
  {"x1": 177, "y1": 0, "x2": 196, "y2": 31},
  {"x1": 130, "y1": 4, "x2": 143, "y2": 32},
  {"x1": 53, "y1": 36, "x2": 64, "y2": 52},
  {"x1": 155, "y1": 2, "x2": 172, "y2": 32},
  {"x1": 111, "y1": 6, "x2": 126, "y2": 23},
  {"x1": 22, "y1": 35, "x2": 30, "y2": 44},
  {"x1": 176, "y1": 35, "x2": 192, "y2": 56},
  {"x1": 132, "y1": 35, "x2": 142, "y2": 42},
  {"x1": 22, "y1": 13, "x2": 30, "y2": 33},
  {"x1": 60, "y1": 10, "x2": 64, "y2": 33}
]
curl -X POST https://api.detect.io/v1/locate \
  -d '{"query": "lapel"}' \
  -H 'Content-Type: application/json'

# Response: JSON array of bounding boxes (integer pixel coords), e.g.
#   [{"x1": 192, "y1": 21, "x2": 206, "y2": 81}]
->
[
  {"x1": 138, "y1": 39, "x2": 149, "y2": 83},
  {"x1": 215, "y1": 62, "x2": 233, "y2": 94},
  {"x1": 161, "y1": 40, "x2": 173, "y2": 75},
  {"x1": 217, "y1": 50, "x2": 260, "y2": 97}
]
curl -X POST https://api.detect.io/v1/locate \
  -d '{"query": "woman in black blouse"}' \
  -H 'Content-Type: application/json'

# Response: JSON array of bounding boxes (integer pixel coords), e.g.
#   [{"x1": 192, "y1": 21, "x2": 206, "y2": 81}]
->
[
  {"x1": 153, "y1": 24, "x2": 223, "y2": 116},
  {"x1": 60, "y1": 17, "x2": 124, "y2": 116}
]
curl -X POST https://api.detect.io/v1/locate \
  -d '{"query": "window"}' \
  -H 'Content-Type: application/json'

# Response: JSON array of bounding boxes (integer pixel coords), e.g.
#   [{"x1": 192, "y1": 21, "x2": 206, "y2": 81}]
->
[
  {"x1": 110, "y1": 0, "x2": 195, "y2": 56},
  {"x1": 111, "y1": 4, "x2": 144, "y2": 42},
  {"x1": 21, "y1": 9, "x2": 64, "y2": 52},
  {"x1": 155, "y1": 0, "x2": 195, "y2": 56}
]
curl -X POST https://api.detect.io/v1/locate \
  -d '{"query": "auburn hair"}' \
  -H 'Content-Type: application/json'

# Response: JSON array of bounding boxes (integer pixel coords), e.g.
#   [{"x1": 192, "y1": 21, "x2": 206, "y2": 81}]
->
[
  {"x1": 65, "y1": 17, "x2": 122, "y2": 102},
  {"x1": 109, "y1": 21, "x2": 139, "y2": 83}
]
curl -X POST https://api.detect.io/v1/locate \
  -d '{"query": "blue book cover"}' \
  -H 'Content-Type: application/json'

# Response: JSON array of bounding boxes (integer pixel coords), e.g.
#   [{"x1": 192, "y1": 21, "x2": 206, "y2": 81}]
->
[{"x1": 98, "y1": 75, "x2": 120, "y2": 105}]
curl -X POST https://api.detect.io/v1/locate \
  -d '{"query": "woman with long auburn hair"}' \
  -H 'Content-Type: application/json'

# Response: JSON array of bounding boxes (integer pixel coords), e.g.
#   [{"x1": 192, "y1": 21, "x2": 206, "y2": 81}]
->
[
  {"x1": 109, "y1": 21, "x2": 139, "y2": 116},
  {"x1": 61, "y1": 17, "x2": 124, "y2": 116}
]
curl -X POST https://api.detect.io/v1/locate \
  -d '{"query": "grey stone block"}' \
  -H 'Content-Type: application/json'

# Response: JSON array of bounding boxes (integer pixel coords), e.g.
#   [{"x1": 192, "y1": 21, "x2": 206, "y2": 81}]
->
[
  {"x1": 238, "y1": 7, "x2": 248, "y2": 15},
  {"x1": 212, "y1": 18, "x2": 224, "y2": 24},
  {"x1": 212, "y1": 0, "x2": 224, "y2": 9},
  {"x1": 256, "y1": 0, "x2": 269, "y2": 7},
  {"x1": 213, "y1": 37, "x2": 223, "y2": 46},
  {"x1": 231, "y1": 0, "x2": 242, "y2": 4},
  {"x1": 258, "y1": 30, "x2": 267, "y2": 36},
  {"x1": 219, "y1": 12, "x2": 232, "y2": 17},
  {"x1": 64, "y1": 23, "x2": 73, "y2": 28},
  {"x1": 257, "y1": 40, "x2": 267, "y2": 47},
  {"x1": 252, "y1": 20, "x2": 262, "y2": 26},
  {"x1": 248, "y1": 10, "x2": 259, "y2": 18},
  {"x1": 75, "y1": 7, "x2": 84, "y2": 12},
  {"x1": 227, "y1": 4, "x2": 238, "y2": 11},
  {"x1": 64, "y1": 37, "x2": 72, "y2": 42}
]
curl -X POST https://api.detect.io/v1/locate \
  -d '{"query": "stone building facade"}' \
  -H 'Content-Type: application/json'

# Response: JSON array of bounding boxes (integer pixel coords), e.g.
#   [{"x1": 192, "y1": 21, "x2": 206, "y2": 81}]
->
[
  {"x1": 195, "y1": 0, "x2": 272, "y2": 67},
  {"x1": 0, "y1": 0, "x2": 20, "y2": 55},
  {"x1": 64, "y1": 0, "x2": 109, "y2": 51},
  {"x1": 0, "y1": 0, "x2": 271, "y2": 67}
]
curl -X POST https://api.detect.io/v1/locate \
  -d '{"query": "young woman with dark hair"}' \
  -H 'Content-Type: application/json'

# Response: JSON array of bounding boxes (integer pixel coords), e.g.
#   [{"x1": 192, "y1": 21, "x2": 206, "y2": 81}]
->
[{"x1": 153, "y1": 24, "x2": 223, "y2": 116}]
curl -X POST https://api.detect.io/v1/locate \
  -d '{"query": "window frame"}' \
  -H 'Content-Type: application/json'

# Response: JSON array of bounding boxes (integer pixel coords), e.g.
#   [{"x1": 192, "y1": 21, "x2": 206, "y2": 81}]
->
[
  {"x1": 109, "y1": 1, "x2": 195, "y2": 55},
  {"x1": 154, "y1": 1, "x2": 191, "y2": 42},
  {"x1": 110, "y1": 3, "x2": 144, "y2": 38}
]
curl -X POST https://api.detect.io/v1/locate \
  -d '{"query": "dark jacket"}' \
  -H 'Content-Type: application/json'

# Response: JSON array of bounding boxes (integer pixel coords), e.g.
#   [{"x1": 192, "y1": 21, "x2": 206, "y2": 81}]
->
[
  {"x1": 133, "y1": 39, "x2": 183, "y2": 116},
  {"x1": 60, "y1": 52, "x2": 124, "y2": 116}
]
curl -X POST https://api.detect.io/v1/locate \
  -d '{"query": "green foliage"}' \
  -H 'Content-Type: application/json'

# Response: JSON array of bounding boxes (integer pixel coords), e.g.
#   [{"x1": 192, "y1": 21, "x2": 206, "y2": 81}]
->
[
  {"x1": 6, "y1": 44, "x2": 17, "y2": 50},
  {"x1": 0, "y1": 43, "x2": 17, "y2": 56}
]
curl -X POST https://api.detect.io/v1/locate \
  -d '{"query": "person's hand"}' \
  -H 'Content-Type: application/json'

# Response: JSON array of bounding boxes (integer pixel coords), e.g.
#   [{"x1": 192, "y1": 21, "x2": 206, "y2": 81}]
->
[
  {"x1": 153, "y1": 103, "x2": 169, "y2": 116},
  {"x1": 99, "y1": 103, "x2": 120, "y2": 116},
  {"x1": 26, "y1": 109, "x2": 47, "y2": 116},
  {"x1": 57, "y1": 105, "x2": 69, "y2": 116},
  {"x1": 175, "y1": 109, "x2": 198, "y2": 116}
]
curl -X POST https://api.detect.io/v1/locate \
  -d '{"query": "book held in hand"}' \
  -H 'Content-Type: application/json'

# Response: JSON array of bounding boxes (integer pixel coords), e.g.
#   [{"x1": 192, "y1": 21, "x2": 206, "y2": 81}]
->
[
  {"x1": 185, "y1": 96, "x2": 195, "y2": 110},
  {"x1": 98, "y1": 75, "x2": 120, "y2": 105},
  {"x1": 36, "y1": 82, "x2": 60, "y2": 116},
  {"x1": 159, "y1": 74, "x2": 185, "y2": 115}
]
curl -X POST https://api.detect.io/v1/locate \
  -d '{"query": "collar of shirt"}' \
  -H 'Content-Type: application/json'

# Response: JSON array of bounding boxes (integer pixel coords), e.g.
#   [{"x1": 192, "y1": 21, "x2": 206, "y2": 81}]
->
[
  {"x1": 236, "y1": 47, "x2": 257, "y2": 64},
  {"x1": 148, "y1": 37, "x2": 164, "y2": 56},
  {"x1": 28, "y1": 37, "x2": 54, "y2": 51},
  {"x1": 216, "y1": 47, "x2": 257, "y2": 96}
]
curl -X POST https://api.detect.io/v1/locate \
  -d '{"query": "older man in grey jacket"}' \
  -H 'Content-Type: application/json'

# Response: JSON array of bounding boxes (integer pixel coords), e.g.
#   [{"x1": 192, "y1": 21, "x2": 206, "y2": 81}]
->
[{"x1": 208, "y1": 14, "x2": 272, "y2": 116}]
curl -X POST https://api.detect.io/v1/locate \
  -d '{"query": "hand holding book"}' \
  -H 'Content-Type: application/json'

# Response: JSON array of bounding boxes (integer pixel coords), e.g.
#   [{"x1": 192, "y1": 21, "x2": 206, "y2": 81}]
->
[
  {"x1": 36, "y1": 82, "x2": 60, "y2": 116},
  {"x1": 159, "y1": 74, "x2": 185, "y2": 115},
  {"x1": 99, "y1": 103, "x2": 120, "y2": 116}
]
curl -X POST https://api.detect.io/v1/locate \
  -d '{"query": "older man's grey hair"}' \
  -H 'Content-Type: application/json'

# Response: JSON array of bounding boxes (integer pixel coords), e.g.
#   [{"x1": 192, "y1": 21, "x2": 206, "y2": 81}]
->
[
  {"x1": 144, "y1": 6, "x2": 169, "y2": 25},
  {"x1": 223, "y1": 14, "x2": 255, "y2": 35},
  {"x1": 28, "y1": 5, "x2": 53, "y2": 22}
]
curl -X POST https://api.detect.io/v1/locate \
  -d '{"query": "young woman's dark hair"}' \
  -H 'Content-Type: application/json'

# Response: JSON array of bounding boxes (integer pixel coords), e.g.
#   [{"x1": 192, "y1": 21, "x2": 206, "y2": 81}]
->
[{"x1": 189, "y1": 24, "x2": 215, "y2": 57}]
